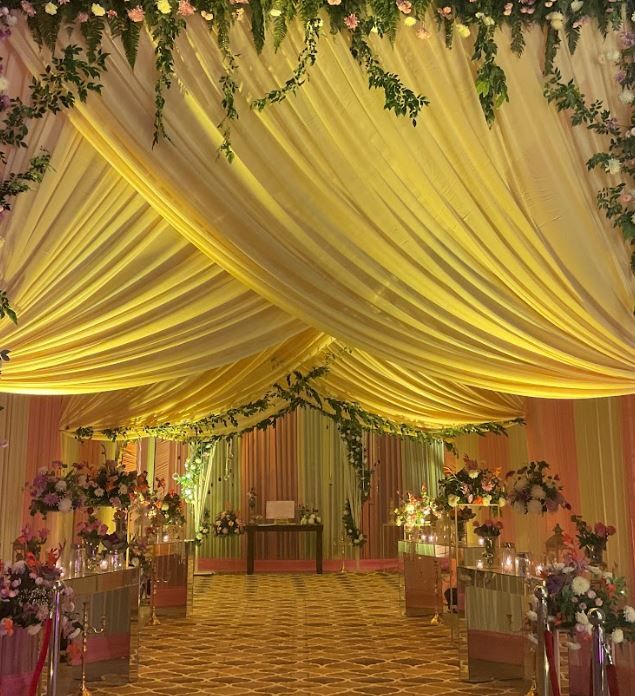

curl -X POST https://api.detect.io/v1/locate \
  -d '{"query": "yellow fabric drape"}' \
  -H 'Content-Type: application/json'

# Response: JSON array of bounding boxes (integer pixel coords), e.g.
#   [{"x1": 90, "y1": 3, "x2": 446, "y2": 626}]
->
[
  {"x1": 60, "y1": 333, "x2": 525, "y2": 431},
  {"x1": 0, "y1": 118, "x2": 303, "y2": 393},
  {"x1": 7, "y1": 20, "x2": 632, "y2": 397},
  {"x1": 2, "y1": 17, "x2": 635, "y2": 434}
]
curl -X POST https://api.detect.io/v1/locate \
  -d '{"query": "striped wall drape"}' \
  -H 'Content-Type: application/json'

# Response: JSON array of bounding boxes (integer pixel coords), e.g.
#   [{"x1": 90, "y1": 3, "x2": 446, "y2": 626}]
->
[
  {"x1": 1, "y1": 394, "x2": 635, "y2": 582},
  {"x1": 194, "y1": 408, "x2": 444, "y2": 562}
]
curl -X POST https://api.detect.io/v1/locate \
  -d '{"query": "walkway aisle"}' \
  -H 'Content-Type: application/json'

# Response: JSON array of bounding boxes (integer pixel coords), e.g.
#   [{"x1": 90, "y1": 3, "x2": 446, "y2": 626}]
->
[{"x1": 92, "y1": 573, "x2": 520, "y2": 695}]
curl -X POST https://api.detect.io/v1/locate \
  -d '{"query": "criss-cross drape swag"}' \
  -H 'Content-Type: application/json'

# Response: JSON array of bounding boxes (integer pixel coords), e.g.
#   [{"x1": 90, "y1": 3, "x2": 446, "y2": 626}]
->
[{"x1": 0, "y1": 17, "x2": 634, "y2": 431}]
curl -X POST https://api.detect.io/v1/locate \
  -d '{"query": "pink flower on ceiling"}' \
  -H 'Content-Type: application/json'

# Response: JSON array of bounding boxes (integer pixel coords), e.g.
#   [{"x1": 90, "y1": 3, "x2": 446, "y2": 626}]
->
[
  {"x1": 344, "y1": 13, "x2": 358, "y2": 29},
  {"x1": 127, "y1": 5, "x2": 144, "y2": 20},
  {"x1": 178, "y1": 0, "x2": 195, "y2": 14},
  {"x1": 20, "y1": 0, "x2": 35, "y2": 16},
  {"x1": 396, "y1": 0, "x2": 412, "y2": 14}
]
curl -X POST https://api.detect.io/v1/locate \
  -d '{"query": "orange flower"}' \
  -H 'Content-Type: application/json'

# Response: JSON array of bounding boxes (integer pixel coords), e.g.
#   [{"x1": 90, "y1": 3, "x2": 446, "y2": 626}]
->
[
  {"x1": 66, "y1": 640, "x2": 82, "y2": 665},
  {"x1": 473, "y1": 496, "x2": 483, "y2": 504},
  {"x1": 0, "y1": 617, "x2": 14, "y2": 636},
  {"x1": 25, "y1": 552, "x2": 38, "y2": 570}
]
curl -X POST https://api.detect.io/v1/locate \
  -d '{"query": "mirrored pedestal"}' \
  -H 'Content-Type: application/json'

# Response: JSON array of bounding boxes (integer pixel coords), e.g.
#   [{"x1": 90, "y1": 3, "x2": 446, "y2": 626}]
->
[{"x1": 458, "y1": 566, "x2": 539, "y2": 687}]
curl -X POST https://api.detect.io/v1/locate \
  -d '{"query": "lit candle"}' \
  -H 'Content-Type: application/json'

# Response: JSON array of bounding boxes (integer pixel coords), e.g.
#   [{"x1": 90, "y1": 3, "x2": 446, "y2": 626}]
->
[
  {"x1": 99, "y1": 558, "x2": 109, "y2": 571},
  {"x1": 162, "y1": 533, "x2": 169, "y2": 542},
  {"x1": 536, "y1": 564, "x2": 543, "y2": 575},
  {"x1": 504, "y1": 558, "x2": 513, "y2": 572},
  {"x1": 478, "y1": 538, "x2": 485, "y2": 546},
  {"x1": 476, "y1": 560, "x2": 484, "y2": 570}
]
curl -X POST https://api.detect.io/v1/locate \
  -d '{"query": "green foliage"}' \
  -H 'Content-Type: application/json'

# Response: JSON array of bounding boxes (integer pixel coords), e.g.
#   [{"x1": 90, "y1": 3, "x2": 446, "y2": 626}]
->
[
  {"x1": 544, "y1": 65, "x2": 635, "y2": 272},
  {"x1": 151, "y1": 15, "x2": 185, "y2": 146},
  {"x1": 0, "y1": 290, "x2": 18, "y2": 325},
  {"x1": 218, "y1": 50, "x2": 239, "y2": 162},
  {"x1": 71, "y1": 364, "x2": 522, "y2": 496},
  {"x1": 80, "y1": 16, "x2": 105, "y2": 64},
  {"x1": 250, "y1": 0, "x2": 266, "y2": 52},
  {"x1": 350, "y1": 23, "x2": 429, "y2": 126},
  {"x1": 343, "y1": 497, "x2": 366, "y2": 545},
  {"x1": 473, "y1": 22, "x2": 508, "y2": 125},
  {"x1": 0, "y1": 152, "x2": 50, "y2": 213},
  {"x1": 251, "y1": 17, "x2": 321, "y2": 111}
]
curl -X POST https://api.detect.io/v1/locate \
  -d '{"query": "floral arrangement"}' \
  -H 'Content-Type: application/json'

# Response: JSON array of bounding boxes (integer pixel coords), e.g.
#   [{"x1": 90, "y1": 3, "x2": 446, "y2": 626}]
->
[
  {"x1": 394, "y1": 485, "x2": 431, "y2": 529},
  {"x1": 13, "y1": 525, "x2": 48, "y2": 557},
  {"x1": 337, "y1": 420, "x2": 373, "y2": 503},
  {"x1": 343, "y1": 498, "x2": 366, "y2": 546},
  {"x1": 473, "y1": 518, "x2": 503, "y2": 539},
  {"x1": 28, "y1": 463, "x2": 78, "y2": 516},
  {"x1": 76, "y1": 461, "x2": 137, "y2": 508},
  {"x1": 101, "y1": 530, "x2": 128, "y2": 553},
  {"x1": 571, "y1": 515, "x2": 616, "y2": 562},
  {"x1": 529, "y1": 555, "x2": 635, "y2": 646},
  {"x1": 248, "y1": 487, "x2": 257, "y2": 515},
  {"x1": 128, "y1": 535, "x2": 152, "y2": 572},
  {"x1": 0, "y1": 551, "x2": 82, "y2": 642},
  {"x1": 298, "y1": 504, "x2": 322, "y2": 525},
  {"x1": 214, "y1": 508, "x2": 245, "y2": 536},
  {"x1": 76, "y1": 511, "x2": 108, "y2": 547},
  {"x1": 437, "y1": 455, "x2": 506, "y2": 508},
  {"x1": 506, "y1": 461, "x2": 570, "y2": 515},
  {"x1": 172, "y1": 441, "x2": 214, "y2": 504},
  {"x1": 159, "y1": 491, "x2": 186, "y2": 526},
  {"x1": 194, "y1": 510, "x2": 211, "y2": 544}
]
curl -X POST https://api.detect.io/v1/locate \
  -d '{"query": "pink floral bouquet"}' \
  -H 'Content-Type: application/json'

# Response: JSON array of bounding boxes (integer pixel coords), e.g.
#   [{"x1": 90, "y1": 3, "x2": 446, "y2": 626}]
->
[
  {"x1": 506, "y1": 461, "x2": 570, "y2": 515},
  {"x1": 0, "y1": 552, "x2": 81, "y2": 641},
  {"x1": 437, "y1": 455, "x2": 507, "y2": 508},
  {"x1": 14, "y1": 525, "x2": 48, "y2": 557},
  {"x1": 214, "y1": 508, "x2": 245, "y2": 536},
  {"x1": 473, "y1": 518, "x2": 503, "y2": 539},
  {"x1": 28, "y1": 463, "x2": 78, "y2": 517},
  {"x1": 528, "y1": 554, "x2": 635, "y2": 647},
  {"x1": 76, "y1": 511, "x2": 108, "y2": 547},
  {"x1": 571, "y1": 515, "x2": 616, "y2": 561},
  {"x1": 75, "y1": 461, "x2": 137, "y2": 508}
]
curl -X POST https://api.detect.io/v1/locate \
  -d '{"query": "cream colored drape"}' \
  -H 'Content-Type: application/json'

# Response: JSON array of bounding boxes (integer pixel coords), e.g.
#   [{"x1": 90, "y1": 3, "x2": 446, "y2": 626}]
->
[{"x1": 1, "y1": 16, "x2": 634, "y2": 432}]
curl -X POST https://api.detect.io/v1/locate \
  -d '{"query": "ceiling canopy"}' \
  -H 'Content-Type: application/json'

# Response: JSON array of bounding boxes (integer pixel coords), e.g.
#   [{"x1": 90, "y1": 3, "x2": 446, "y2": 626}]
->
[{"x1": 1, "y1": 18, "x2": 634, "y2": 433}]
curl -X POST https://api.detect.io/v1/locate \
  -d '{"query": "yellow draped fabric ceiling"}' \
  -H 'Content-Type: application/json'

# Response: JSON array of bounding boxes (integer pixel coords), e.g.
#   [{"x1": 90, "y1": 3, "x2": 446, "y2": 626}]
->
[{"x1": 0, "y1": 18, "x2": 634, "y2": 431}]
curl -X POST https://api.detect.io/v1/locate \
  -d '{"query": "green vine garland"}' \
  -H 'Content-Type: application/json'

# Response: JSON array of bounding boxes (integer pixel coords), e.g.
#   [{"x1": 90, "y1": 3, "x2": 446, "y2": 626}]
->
[
  {"x1": 544, "y1": 35, "x2": 635, "y2": 270},
  {"x1": 70, "y1": 365, "x2": 523, "y2": 497}
]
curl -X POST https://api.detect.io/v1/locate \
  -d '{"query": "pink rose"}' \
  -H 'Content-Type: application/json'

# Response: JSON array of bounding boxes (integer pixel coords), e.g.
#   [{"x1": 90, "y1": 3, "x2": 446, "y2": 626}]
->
[
  {"x1": 127, "y1": 5, "x2": 144, "y2": 21},
  {"x1": 344, "y1": 13, "x2": 358, "y2": 29},
  {"x1": 178, "y1": 0, "x2": 195, "y2": 14},
  {"x1": 594, "y1": 522, "x2": 607, "y2": 537},
  {"x1": 619, "y1": 191, "x2": 633, "y2": 205},
  {"x1": 20, "y1": 0, "x2": 35, "y2": 15},
  {"x1": 77, "y1": 11, "x2": 89, "y2": 22},
  {"x1": 396, "y1": 0, "x2": 412, "y2": 13}
]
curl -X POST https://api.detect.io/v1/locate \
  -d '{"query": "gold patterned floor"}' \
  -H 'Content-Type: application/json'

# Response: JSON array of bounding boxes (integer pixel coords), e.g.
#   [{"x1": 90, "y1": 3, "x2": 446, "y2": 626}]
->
[{"x1": 91, "y1": 572, "x2": 523, "y2": 695}]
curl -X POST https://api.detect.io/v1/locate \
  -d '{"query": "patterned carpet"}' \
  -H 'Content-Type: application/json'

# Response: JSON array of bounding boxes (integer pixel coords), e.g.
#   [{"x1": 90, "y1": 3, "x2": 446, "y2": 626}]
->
[{"x1": 91, "y1": 572, "x2": 524, "y2": 695}]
